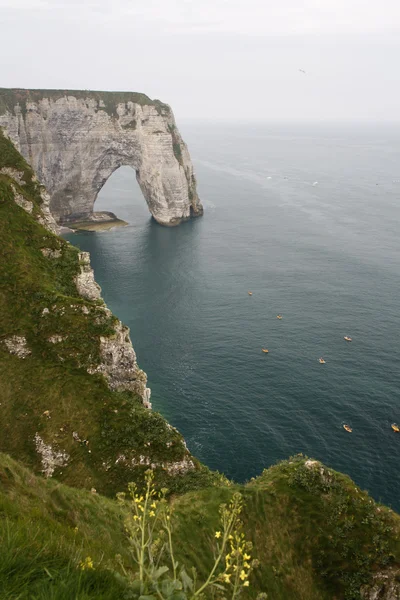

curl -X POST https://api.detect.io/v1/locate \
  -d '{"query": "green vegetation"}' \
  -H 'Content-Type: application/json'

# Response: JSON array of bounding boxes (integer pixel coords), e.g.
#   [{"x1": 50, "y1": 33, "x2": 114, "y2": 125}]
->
[
  {"x1": 115, "y1": 470, "x2": 254, "y2": 599},
  {"x1": 167, "y1": 124, "x2": 184, "y2": 166},
  {"x1": 1, "y1": 453, "x2": 399, "y2": 599},
  {"x1": 0, "y1": 88, "x2": 170, "y2": 118},
  {"x1": 173, "y1": 142, "x2": 183, "y2": 164}
]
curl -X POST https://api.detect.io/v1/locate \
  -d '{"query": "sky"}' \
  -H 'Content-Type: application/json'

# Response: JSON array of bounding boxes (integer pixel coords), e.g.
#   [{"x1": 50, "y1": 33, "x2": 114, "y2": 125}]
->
[{"x1": 0, "y1": 0, "x2": 399, "y2": 121}]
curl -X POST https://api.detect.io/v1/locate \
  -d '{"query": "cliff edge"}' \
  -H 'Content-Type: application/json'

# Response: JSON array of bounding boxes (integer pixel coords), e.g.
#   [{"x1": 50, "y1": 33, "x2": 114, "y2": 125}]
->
[
  {"x1": 0, "y1": 128, "x2": 213, "y2": 496},
  {"x1": 0, "y1": 88, "x2": 203, "y2": 226}
]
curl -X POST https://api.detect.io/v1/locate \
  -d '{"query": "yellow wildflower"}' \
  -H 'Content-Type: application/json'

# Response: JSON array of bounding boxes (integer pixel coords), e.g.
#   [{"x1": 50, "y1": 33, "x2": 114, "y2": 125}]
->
[
  {"x1": 151, "y1": 502, "x2": 157, "y2": 509},
  {"x1": 80, "y1": 556, "x2": 94, "y2": 571},
  {"x1": 228, "y1": 534, "x2": 233, "y2": 540},
  {"x1": 223, "y1": 573, "x2": 231, "y2": 583},
  {"x1": 240, "y1": 570, "x2": 247, "y2": 581},
  {"x1": 243, "y1": 581, "x2": 250, "y2": 587},
  {"x1": 149, "y1": 510, "x2": 155, "y2": 517},
  {"x1": 244, "y1": 562, "x2": 250, "y2": 568},
  {"x1": 225, "y1": 554, "x2": 231, "y2": 563},
  {"x1": 243, "y1": 553, "x2": 251, "y2": 561},
  {"x1": 215, "y1": 531, "x2": 222, "y2": 539},
  {"x1": 133, "y1": 515, "x2": 139, "y2": 521}
]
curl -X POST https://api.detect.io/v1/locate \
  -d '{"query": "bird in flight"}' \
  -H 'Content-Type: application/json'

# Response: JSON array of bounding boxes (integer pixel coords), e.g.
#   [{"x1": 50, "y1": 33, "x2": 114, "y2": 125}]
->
[{"x1": 299, "y1": 69, "x2": 306, "y2": 74}]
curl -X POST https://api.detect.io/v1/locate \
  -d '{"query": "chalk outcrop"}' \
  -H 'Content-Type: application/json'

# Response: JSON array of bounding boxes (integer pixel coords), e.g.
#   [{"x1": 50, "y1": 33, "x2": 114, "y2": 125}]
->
[
  {"x1": 74, "y1": 251, "x2": 102, "y2": 301},
  {"x1": 0, "y1": 88, "x2": 203, "y2": 226},
  {"x1": 3, "y1": 335, "x2": 31, "y2": 358},
  {"x1": 88, "y1": 311, "x2": 152, "y2": 409},
  {"x1": 361, "y1": 568, "x2": 400, "y2": 600}
]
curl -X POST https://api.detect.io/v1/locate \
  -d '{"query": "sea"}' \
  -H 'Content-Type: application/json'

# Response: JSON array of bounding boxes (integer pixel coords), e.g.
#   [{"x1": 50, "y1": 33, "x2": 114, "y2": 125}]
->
[{"x1": 65, "y1": 121, "x2": 400, "y2": 510}]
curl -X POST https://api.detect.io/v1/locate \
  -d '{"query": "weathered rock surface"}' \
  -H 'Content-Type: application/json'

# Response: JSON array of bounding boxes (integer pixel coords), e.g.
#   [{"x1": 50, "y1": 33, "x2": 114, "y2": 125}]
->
[
  {"x1": 1, "y1": 165, "x2": 58, "y2": 233},
  {"x1": 70, "y1": 248, "x2": 152, "y2": 407},
  {"x1": 3, "y1": 335, "x2": 31, "y2": 358},
  {"x1": 74, "y1": 251, "x2": 102, "y2": 301},
  {"x1": 87, "y1": 314, "x2": 152, "y2": 409},
  {"x1": 0, "y1": 88, "x2": 203, "y2": 226},
  {"x1": 361, "y1": 568, "x2": 400, "y2": 599},
  {"x1": 34, "y1": 433, "x2": 69, "y2": 478}
]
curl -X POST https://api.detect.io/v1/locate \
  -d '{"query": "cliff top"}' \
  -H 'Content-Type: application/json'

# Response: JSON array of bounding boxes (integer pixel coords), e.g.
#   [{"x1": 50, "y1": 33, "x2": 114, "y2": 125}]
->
[
  {"x1": 0, "y1": 87, "x2": 170, "y2": 116},
  {"x1": 1, "y1": 452, "x2": 399, "y2": 599}
]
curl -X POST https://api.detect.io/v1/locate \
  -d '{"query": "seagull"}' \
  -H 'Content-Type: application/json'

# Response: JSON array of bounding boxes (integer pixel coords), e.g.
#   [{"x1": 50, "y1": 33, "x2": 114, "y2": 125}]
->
[{"x1": 299, "y1": 69, "x2": 306, "y2": 74}]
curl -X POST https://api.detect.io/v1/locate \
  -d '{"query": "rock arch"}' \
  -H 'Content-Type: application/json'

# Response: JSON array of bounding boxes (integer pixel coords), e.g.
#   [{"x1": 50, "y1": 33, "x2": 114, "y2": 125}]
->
[{"x1": 0, "y1": 89, "x2": 203, "y2": 226}]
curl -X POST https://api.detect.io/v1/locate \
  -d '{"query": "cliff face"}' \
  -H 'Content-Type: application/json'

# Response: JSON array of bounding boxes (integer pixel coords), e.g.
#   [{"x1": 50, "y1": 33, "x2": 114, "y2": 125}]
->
[
  {"x1": 0, "y1": 88, "x2": 203, "y2": 226},
  {"x1": 0, "y1": 128, "x2": 212, "y2": 496}
]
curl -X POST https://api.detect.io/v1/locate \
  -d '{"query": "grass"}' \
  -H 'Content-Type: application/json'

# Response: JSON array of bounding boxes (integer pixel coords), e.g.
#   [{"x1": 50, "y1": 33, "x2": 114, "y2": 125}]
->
[
  {"x1": 1, "y1": 453, "x2": 399, "y2": 599},
  {"x1": 0, "y1": 454, "x2": 130, "y2": 599}
]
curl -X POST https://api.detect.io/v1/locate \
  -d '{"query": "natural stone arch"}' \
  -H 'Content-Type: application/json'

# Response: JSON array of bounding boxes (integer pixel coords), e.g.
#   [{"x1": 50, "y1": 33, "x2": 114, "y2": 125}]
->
[{"x1": 0, "y1": 89, "x2": 203, "y2": 226}]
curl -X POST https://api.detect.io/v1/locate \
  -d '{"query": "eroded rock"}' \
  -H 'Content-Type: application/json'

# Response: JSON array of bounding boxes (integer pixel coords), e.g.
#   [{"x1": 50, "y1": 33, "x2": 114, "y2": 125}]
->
[
  {"x1": 361, "y1": 568, "x2": 400, "y2": 599},
  {"x1": 74, "y1": 251, "x2": 102, "y2": 301},
  {"x1": 87, "y1": 319, "x2": 152, "y2": 407},
  {"x1": 48, "y1": 334, "x2": 66, "y2": 344},
  {"x1": 34, "y1": 433, "x2": 69, "y2": 477},
  {"x1": 41, "y1": 248, "x2": 62, "y2": 259},
  {"x1": 115, "y1": 453, "x2": 195, "y2": 475},
  {"x1": 0, "y1": 167, "x2": 26, "y2": 185},
  {"x1": 11, "y1": 184, "x2": 33, "y2": 214},
  {"x1": 3, "y1": 335, "x2": 31, "y2": 358}
]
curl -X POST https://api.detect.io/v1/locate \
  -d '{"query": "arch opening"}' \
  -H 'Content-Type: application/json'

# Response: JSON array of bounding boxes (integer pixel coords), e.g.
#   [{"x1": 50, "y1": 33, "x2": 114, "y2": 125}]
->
[{"x1": 93, "y1": 166, "x2": 151, "y2": 229}]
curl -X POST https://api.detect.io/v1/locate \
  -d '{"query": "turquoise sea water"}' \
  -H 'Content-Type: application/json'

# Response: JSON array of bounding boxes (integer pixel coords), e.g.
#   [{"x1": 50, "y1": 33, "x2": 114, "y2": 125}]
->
[{"x1": 65, "y1": 121, "x2": 400, "y2": 510}]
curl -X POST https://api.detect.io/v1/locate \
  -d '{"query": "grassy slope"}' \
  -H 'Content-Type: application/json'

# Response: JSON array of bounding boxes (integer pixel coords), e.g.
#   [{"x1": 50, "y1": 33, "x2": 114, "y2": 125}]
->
[
  {"x1": 0, "y1": 129, "x2": 218, "y2": 496},
  {"x1": 0, "y1": 87, "x2": 170, "y2": 116},
  {"x1": 1, "y1": 453, "x2": 399, "y2": 600},
  {"x1": 173, "y1": 456, "x2": 400, "y2": 600}
]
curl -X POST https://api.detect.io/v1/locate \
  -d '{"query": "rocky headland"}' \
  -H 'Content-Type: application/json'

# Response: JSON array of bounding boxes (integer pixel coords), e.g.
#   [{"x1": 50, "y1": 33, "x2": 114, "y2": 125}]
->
[{"x1": 0, "y1": 88, "x2": 203, "y2": 227}]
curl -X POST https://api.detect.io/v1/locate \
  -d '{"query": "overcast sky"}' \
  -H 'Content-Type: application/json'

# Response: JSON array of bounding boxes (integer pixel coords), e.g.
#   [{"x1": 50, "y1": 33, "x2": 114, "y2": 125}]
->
[{"x1": 1, "y1": 0, "x2": 399, "y2": 121}]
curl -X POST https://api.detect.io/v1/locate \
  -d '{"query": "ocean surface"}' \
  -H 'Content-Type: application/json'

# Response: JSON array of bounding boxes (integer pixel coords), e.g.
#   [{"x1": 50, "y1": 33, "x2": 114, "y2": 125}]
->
[{"x1": 65, "y1": 121, "x2": 400, "y2": 510}]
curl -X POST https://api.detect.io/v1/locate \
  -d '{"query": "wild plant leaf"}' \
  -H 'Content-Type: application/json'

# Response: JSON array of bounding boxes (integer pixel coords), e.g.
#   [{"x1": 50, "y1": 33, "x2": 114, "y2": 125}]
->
[
  {"x1": 211, "y1": 583, "x2": 226, "y2": 591},
  {"x1": 160, "y1": 578, "x2": 179, "y2": 596},
  {"x1": 179, "y1": 569, "x2": 193, "y2": 592},
  {"x1": 169, "y1": 592, "x2": 186, "y2": 600},
  {"x1": 153, "y1": 565, "x2": 169, "y2": 580}
]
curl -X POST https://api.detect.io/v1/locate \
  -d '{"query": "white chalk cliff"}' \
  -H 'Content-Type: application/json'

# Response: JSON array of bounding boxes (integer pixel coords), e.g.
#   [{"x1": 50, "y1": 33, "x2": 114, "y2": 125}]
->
[{"x1": 0, "y1": 88, "x2": 203, "y2": 226}]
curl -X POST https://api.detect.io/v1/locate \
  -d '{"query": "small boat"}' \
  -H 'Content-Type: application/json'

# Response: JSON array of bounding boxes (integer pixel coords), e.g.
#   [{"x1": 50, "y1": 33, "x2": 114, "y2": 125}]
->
[
  {"x1": 343, "y1": 424, "x2": 353, "y2": 433},
  {"x1": 391, "y1": 423, "x2": 400, "y2": 433},
  {"x1": 248, "y1": 291, "x2": 253, "y2": 296},
  {"x1": 262, "y1": 348, "x2": 269, "y2": 353},
  {"x1": 318, "y1": 358, "x2": 326, "y2": 364},
  {"x1": 344, "y1": 336, "x2": 352, "y2": 342},
  {"x1": 276, "y1": 315, "x2": 283, "y2": 320}
]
